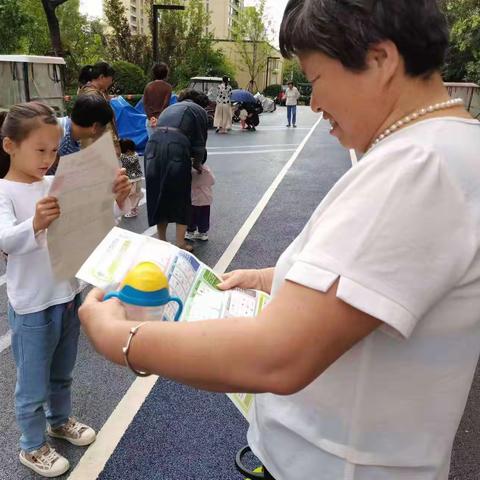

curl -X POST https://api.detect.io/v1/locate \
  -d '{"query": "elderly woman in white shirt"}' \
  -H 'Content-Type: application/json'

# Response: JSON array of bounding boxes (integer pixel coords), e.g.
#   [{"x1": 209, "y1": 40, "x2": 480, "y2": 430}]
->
[{"x1": 79, "y1": 0, "x2": 480, "y2": 479}]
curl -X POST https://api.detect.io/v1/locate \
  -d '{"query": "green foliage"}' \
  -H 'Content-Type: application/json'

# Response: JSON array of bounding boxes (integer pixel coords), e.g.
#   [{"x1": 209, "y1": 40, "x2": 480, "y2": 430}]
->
[
  {"x1": 441, "y1": 0, "x2": 480, "y2": 83},
  {"x1": 0, "y1": 0, "x2": 106, "y2": 90},
  {"x1": 283, "y1": 59, "x2": 308, "y2": 84},
  {"x1": 103, "y1": 0, "x2": 152, "y2": 73},
  {"x1": 152, "y1": 0, "x2": 235, "y2": 88},
  {"x1": 263, "y1": 84, "x2": 282, "y2": 97},
  {"x1": 231, "y1": 0, "x2": 272, "y2": 92},
  {"x1": 0, "y1": 0, "x2": 35, "y2": 53},
  {"x1": 111, "y1": 61, "x2": 147, "y2": 94}
]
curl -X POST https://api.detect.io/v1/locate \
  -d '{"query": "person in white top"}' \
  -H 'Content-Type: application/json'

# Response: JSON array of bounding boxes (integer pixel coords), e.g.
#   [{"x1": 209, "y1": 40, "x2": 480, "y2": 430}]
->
[
  {"x1": 79, "y1": 1, "x2": 480, "y2": 479},
  {"x1": 285, "y1": 81, "x2": 301, "y2": 127},
  {"x1": 0, "y1": 102, "x2": 130, "y2": 478}
]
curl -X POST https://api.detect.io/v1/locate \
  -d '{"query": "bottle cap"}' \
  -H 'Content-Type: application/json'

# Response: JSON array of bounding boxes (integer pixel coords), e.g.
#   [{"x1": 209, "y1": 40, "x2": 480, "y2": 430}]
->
[{"x1": 114, "y1": 262, "x2": 172, "y2": 307}]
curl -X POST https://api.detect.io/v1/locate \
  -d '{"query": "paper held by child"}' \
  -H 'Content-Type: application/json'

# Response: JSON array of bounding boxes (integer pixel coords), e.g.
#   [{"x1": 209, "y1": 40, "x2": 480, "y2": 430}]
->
[
  {"x1": 76, "y1": 226, "x2": 269, "y2": 420},
  {"x1": 48, "y1": 132, "x2": 119, "y2": 280}
]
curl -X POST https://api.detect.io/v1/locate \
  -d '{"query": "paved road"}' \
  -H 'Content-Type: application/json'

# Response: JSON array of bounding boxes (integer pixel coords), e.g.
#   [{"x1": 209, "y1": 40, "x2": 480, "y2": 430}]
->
[{"x1": 0, "y1": 107, "x2": 479, "y2": 479}]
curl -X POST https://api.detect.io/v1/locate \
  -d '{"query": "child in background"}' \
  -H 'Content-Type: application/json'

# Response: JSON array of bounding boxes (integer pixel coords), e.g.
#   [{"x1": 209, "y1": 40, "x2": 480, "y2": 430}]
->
[
  {"x1": 239, "y1": 107, "x2": 248, "y2": 130},
  {"x1": 185, "y1": 162, "x2": 215, "y2": 242},
  {"x1": 0, "y1": 102, "x2": 130, "y2": 478},
  {"x1": 119, "y1": 139, "x2": 144, "y2": 218}
]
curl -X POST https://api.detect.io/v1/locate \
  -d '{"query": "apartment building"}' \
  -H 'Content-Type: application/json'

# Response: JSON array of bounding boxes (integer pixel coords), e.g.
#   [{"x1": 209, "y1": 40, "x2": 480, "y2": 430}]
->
[
  {"x1": 120, "y1": 0, "x2": 150, "y2": 35},
  {"x1": 205, "y1": 0, "x2": 243, "y2": 40},
  {"x1": 115, "y1": 1, "x2": 241, "y2": 39}
]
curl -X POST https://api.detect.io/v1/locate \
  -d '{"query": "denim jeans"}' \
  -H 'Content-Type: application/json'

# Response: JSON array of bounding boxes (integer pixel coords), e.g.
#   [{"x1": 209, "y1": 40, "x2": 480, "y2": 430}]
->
[
  {"x1": 287, "y1": 105, "x2": 297, "y2": 126},
  {"x1": 8, "y1": 295, "x2": 81, "y2": 452}
]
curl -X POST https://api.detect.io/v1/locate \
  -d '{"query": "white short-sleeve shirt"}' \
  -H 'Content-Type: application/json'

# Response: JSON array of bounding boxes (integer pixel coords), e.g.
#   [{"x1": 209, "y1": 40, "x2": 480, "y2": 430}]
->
[{"x1": 248, "y1": 118, "x2": 480, "y2": 480}]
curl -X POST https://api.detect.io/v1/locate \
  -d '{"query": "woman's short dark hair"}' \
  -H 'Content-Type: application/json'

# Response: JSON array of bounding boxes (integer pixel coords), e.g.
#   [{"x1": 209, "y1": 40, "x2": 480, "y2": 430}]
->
[
  {"x1": 71, "y1": 95, "x2": 113, "y2": 128},
  {"x1": 152, "y1": 63, "x2": 169, "y2": 80},
  {"x1": 177, "y1": 89, "x2": 210, "y2": 108},
  {"x1": 119, "y1": 138, "x2": 136, "y2": 154},
  {"x1": 78, "y1": 62, "x2": 115, "y2": 85},
  {"x1": 279, "y1": 0, "x2": 450, "y2": 78},
  {"x1": 222, "y1": 76, "x2": 229, "y2": 84}
]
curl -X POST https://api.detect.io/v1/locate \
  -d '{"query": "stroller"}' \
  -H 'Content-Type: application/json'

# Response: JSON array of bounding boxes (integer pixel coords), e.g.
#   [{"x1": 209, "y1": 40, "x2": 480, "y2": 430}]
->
[{"x1": 233, "y1": 100, "x2": 264, "y2": 131}]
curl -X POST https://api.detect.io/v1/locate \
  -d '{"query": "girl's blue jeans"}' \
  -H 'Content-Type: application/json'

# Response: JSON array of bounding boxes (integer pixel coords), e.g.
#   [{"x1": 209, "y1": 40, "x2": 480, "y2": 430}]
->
[
  {"x1": 287, "y1": 105, "x2": 297, "y2": 126},
  {"x1": 8, "y1": 294, "x2": 81, "y2": 452}
]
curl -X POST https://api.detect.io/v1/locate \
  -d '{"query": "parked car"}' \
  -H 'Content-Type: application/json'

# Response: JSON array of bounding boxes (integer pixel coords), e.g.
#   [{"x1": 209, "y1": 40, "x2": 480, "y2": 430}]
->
[
  {"x1": 0, "y1": 55, "x2": 66, "y2": 114},
  {"x1": 187, "y1": 76, "x2": 225, "y2": 128}
]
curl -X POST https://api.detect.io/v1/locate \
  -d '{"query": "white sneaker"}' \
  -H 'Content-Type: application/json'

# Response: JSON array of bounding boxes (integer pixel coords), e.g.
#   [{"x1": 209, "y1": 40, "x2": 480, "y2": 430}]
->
[
  {"x1": 47, "y1": 417, "x2": 96, "y2": 446},
  {"x1": 19, "y1": 443, "x2": 70, "y2": 478},
  {"x1": 184, "y1": 231, "x2": 196, "y2": 241},
  {"x1": 196, "y1": 232, "x2": 209, "y2": 241}
]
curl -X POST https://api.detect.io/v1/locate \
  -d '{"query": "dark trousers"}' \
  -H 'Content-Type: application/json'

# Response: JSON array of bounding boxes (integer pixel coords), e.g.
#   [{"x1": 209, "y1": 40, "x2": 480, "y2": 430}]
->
[{"x1": 187, "y1": 205, "x2": 210, "y2": 233}]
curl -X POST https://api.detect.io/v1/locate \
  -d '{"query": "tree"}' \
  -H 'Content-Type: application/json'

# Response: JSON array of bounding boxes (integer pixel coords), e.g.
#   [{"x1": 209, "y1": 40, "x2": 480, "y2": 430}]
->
[
  {"x1": 41, "y1": 0, "x2": 70, "y2": 56},
  {"x1": 283, "y1": 59, "x2": 308, "y2": 85},
  {"x1": 104, "y1": 0, "x2": 152, "y2": 73},
  {"x1": 231, "y1": 0, "x2": 272, "y2": 92},
  {"x1": 149, "y1": 0, "x2": 234, "y2": 87},
  {"x1": 0, "y1": 0, "x2": 34, "y2": 53},
  {"x1": 441, "y1": 0, "x2": 480, "y2": 83}
]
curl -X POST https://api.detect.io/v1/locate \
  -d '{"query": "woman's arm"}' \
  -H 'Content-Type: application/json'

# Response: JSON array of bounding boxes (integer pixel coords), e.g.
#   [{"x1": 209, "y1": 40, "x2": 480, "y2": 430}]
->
[{"x1": 80, "y1": 279, "x2": 381, "y2": 395}]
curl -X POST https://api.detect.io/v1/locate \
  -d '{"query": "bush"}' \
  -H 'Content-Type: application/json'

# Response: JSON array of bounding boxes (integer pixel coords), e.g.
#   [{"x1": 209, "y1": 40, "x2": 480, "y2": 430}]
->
[
  {"x1": 263, "y1": 84, "x2": 282, "y2": 98},
  {"x1": 112, "y1": 61, "x2": 147, "y2": 95}
]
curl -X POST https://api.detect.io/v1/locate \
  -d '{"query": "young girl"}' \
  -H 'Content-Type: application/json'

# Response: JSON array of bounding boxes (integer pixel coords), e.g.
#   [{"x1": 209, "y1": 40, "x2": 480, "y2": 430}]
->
[
  {"x1": 0, "y1": 102, "x2": 130, "y2": 478},
  {"x1": 185, "y1": 163, "x2": 215, "y2": 242},
  {"x1": 119, "y1": 139, "x2": 144, "y2": 218}
]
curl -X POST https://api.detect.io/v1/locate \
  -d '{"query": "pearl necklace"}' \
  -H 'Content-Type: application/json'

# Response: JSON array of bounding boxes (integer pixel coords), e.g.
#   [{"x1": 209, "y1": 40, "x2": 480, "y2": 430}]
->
[{"x1": 369, "y1": 98, "x2": 464, "y2": 151}]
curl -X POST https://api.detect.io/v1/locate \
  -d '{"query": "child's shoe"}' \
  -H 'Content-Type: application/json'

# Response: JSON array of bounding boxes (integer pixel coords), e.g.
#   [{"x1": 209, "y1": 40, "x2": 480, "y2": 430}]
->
[
  {"x1": 124, "y1": 209, "x2": 138, "y2": 218},
  {"x1": 184, "y1": 230, "x2": 196, "y2": 241},
  {"x1": 47, "y1": 417, "x2": 96, "y2": 446},
  {"x1": 19, "y1": 443, "x2": 70, "y2": 478},
  {"x1": 196, "y1": 232, "x2": 209, "y2": 241}
]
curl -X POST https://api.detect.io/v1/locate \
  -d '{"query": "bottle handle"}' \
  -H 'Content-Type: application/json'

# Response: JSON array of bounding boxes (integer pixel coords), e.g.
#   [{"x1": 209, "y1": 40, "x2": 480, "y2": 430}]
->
[
  {"x1": 103, "y1": 291, "x2": 121, "y2": 302},
  {"x1": 169, "y1": 297, "x2": 183, "y2": 321}
]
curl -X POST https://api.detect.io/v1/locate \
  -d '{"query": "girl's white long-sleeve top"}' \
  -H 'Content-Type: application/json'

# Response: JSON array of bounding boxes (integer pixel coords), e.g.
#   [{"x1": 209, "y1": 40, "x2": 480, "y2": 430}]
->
[{"x1": 0, "y1": 177, "x2": 83, "y2": 314}]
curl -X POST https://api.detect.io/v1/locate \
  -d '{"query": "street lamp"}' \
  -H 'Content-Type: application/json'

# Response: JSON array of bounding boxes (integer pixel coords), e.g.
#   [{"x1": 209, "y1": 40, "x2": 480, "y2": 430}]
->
[{"x1": 152, "y1": 3, "x2": 186, "y2": 63}]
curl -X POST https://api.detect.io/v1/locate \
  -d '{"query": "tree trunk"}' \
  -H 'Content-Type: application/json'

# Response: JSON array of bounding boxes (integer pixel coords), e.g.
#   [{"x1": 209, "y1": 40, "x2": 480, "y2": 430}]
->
[{"x1": 41, "y1": 0, "x2": 69, "y2": 56}]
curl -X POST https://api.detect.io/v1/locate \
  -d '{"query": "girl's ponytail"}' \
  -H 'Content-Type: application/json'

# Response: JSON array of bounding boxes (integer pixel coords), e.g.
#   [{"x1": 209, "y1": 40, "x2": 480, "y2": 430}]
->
[
  {"x1": 0, "y1": 111, "x2": 10, "y2": 178},
  {"x1": 78, "y1": 65, "x2": 94, "y2": 88}
]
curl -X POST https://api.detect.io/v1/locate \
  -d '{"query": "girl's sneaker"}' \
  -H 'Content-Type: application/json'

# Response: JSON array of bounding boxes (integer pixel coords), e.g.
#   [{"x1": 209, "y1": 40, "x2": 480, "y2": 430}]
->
[
  {"x1": 47, "y1": 417, "x2": 96, "y2": 446},
  {"x1": 19, "y1": 443, "x2": 70, "y2": 478},
  {"x1": 196, "y1": 232, "x2": 209, "y2": 241},
  {"x1": 124, "y1": 209, "x2": 138, "y2": 218},
  {"x1": 184, "y1": 230, "x2": 196, "y2": 241}
]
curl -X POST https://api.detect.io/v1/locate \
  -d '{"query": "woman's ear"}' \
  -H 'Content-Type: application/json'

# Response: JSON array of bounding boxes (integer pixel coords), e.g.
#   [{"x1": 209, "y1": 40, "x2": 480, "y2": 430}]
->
[{"x1": 366, "y1": 40, "x2": 400, "y2": 83}]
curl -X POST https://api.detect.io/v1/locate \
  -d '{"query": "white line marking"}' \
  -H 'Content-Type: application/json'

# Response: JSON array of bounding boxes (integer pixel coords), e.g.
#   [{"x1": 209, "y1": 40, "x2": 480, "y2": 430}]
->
[
  {"x1": 0, "y1": 330, "x2": 11, "y2": 353},
  {"x1": 209, "y1": 148, "x2": 296, "y2": 156},
  {"x1": 214, "y1": 118, "x2": 322, "y2": 274},
  {"x1": 349, "y1": 149, "x2": 358, "y2": 166},
  {"x1": 0, "y1": 274, "x2": 5, "y2": 287},
  {"x1": 208, "y1": 143, "x2": 299, "y2": 150},
  {"x1": 72, "y1": 117, "x2": 321, "y2": 480}
]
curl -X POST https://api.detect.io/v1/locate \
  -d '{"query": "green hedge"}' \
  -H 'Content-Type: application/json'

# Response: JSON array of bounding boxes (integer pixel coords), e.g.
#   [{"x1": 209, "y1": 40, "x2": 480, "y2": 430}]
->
[
  {"x1": 111, "y1": 61, "x2": 147, "y2": 95},
  {"x1": 263, "y1": 84, "x2": 282, "y2": 98}
]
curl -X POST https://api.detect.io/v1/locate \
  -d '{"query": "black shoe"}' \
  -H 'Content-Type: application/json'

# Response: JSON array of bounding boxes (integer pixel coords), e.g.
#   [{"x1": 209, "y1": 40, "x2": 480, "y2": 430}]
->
[
  {"x1": 293, "y1": 124, "x2": 297, "y2": 128},
  {"x1": 286, "y1": 124, "x2": 291, "y2": 127}
]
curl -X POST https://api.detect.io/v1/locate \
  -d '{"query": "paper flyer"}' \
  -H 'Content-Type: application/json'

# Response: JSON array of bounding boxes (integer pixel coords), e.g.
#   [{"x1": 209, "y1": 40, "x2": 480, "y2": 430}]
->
[
  {"x1": 48, "y1": 132, "x2": 119, "y2": 280},
  {"x1": 77, "y1": 227, "x2": 269, "y2": 420}
]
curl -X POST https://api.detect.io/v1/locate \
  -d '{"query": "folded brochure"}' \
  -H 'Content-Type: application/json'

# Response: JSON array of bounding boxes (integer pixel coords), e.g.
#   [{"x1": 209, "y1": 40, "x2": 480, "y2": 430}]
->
[{"x1": 76, "y1": 226, "x2": 270, "y2": 420}]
